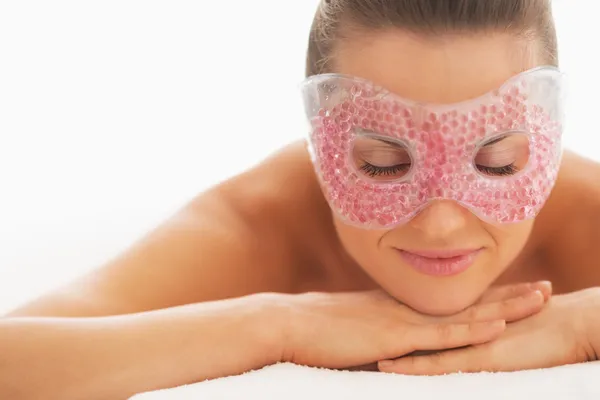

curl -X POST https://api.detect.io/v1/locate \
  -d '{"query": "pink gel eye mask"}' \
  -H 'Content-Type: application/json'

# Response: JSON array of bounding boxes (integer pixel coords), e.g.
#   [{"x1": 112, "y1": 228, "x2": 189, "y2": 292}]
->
[{"x1": 300, "y1": 67, "x2": 565, "y2": 228}]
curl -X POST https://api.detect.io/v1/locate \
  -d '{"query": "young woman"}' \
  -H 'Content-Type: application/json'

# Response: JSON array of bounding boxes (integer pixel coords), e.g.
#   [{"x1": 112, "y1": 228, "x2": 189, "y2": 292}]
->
[{"x1": 3, "y1": 1, "x2": 600, "y2": 399}]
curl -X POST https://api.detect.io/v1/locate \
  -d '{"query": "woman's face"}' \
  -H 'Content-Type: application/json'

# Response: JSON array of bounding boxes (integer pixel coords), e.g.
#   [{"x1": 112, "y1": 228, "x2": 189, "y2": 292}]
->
[{"x1": 331, "y1": 31, "x2": 541, "y2": 315}]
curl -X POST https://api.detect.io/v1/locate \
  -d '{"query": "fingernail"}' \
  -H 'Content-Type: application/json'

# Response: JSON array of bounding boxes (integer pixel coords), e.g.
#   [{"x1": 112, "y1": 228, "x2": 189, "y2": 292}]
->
[
  {"x1": 379, "y1": 360, "x2": 394, "y2": 368},
  {"x1": 540, "y1": 281, "x2": 552, "y2": 289},
  {"x1": 525, "y1": 289, "x2": 543, "y2": 298}
]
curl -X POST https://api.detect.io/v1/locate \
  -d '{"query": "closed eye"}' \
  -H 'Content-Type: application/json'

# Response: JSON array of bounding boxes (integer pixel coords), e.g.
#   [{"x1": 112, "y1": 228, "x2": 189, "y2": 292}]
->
[
  {"x1": 352, "y1": 134, "x2": 412, "y2": 180},
  {"x1": 475, "y1": 133, "x2": 530, "y2": 177}
]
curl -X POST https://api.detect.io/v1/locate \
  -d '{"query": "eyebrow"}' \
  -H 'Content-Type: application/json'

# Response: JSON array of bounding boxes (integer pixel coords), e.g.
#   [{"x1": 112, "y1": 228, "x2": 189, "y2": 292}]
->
[
  {"x1": 374, "y1": 137, "x2": 402, "y2": 146},
  {"x1": 483, "y1": 136, "x2": 507, "y2": 146},
  {"x1": 356, "y1": 130, "x2": 404, "y2": 146},
  {"x1": 367, "y1": 131, "x2": 508, "y2": 147}
]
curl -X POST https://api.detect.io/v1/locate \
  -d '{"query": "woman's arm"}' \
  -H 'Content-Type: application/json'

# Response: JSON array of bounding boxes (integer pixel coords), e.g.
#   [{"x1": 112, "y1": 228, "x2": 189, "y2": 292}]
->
[
  {"x1": 4, "y1": 142, "x2": 311, "y2": 318},
  {"x1": 1, "y1": 293, "x2": 281, "y2": 400},
  {"x1": 0, "y1": 143, "x2": 316, "y2": 398},
  {"x1": 1, "y1": 285, "x2": 552, "y2": 399}
]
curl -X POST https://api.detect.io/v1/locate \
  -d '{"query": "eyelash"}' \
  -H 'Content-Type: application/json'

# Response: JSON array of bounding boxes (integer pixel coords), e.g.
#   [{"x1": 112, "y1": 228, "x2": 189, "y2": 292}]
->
[
  {"x1": 476, "y1": 164, "x2": 517, "y2": 176},
  {"x1": 360, "y1": 162, "x2": 517, "y2": 177},
  {"x1": 359, "y1": 163, "x2": 411, "y2": 177}
]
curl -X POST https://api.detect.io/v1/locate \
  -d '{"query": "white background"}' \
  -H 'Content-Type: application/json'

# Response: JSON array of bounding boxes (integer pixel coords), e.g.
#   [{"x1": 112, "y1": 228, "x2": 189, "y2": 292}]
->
[{"x1": 0, "y1": 1, "x2": 597, "y2": 314}]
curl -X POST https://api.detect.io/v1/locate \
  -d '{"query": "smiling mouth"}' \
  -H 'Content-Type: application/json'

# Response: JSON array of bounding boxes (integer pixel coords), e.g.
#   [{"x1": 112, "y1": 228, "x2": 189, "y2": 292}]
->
[{"x1": 396, "y1": 248, "x2": 483, "y2": 276}]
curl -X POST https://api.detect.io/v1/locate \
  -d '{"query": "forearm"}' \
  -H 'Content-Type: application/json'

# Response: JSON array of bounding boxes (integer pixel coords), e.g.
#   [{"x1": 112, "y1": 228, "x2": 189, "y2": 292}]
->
[{"x1": 0, "y1": 293, "x2": 281, "y2": 400}]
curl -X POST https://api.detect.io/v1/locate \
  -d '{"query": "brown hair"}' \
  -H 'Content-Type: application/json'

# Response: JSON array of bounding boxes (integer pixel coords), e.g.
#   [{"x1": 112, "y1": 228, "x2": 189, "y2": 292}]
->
[{"x1": 306, "y1": 0, "x2": 558, "y2": 77}]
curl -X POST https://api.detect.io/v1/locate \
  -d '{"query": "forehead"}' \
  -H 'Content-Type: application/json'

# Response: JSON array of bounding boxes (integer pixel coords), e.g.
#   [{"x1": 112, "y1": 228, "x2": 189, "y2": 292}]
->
[{"x1": 332, "y1": 30, "x2": 540, "y2": 104}]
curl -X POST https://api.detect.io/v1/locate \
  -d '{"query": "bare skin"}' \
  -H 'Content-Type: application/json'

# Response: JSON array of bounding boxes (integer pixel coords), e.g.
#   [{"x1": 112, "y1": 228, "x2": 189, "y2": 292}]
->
[
  {"x1": 9, "y1": 33, "x2": 598, "y2": 317},
  {"x1": 8, "y1": 143, "x2": 598, "y2": 318},
  {"x1": 2, "y1": 31, "x2": 600, "y2": 399}
]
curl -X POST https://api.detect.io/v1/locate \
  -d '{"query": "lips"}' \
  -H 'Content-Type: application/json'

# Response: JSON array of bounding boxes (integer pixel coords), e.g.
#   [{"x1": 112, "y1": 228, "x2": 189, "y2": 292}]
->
[
  {"x1": 397, "y1": 248, "x2": 482, "y2": 276},
  {"x1": 401, "y1": 248, "x2": 480, "y2": 259}
]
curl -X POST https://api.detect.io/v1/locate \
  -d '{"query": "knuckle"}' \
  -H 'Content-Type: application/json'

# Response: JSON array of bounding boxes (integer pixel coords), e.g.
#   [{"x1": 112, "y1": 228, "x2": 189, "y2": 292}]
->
[
  {"x1": 500, "y1": 297, "x2": 522, "y2": 314},
  {"x1": 504, "y1": 286, "x2": 519, "y2": 298},
  {"x1": 411, "y1": 354, "x2": 432, "y2": 374},
  {"x1": 413, "y1": 352, "x2": 445, "y2": 375},
  {"x1": 436, "y1": 323, "x2": 454, "y2": 340},
  {"x1": 499, "y1": 283, "x2": 529, "y2": 300},
  {"x1": 467, "y1": 304, "x2": 482, "y2": 320},
  {"x1": 518, "y1": 283, "x2": 535, "y2": 297},
  {"x1": 499, "y1": 298, "x2": 515, "y2": 312},
  {"x1": 466, "y1": 321, "x2": 480, "y2": 335},
  {"x1": 428, "y1": 351, "x2": 445, "y2": 367},
  {"x1": 511, "y1": 283, "x2": 528, "y2": 294}
]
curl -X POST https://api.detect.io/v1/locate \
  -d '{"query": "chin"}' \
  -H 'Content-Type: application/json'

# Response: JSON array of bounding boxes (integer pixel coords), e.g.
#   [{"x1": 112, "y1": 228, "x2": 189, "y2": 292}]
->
[
  {"x1": 380, "y1": 250, "x2": 502, "y2": 316},
  {"x1": 407, "y1": 295, "x2": 479, "y2": 316},
  {"x1": 394, "y1": 284, "x2": 486, "y2": 316}
]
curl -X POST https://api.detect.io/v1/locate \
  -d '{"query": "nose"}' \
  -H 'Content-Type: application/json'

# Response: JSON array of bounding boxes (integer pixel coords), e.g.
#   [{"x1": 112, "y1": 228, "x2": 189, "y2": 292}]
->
[{"x1": 408, "y1": 200, "x2": 470, "y2": 240}]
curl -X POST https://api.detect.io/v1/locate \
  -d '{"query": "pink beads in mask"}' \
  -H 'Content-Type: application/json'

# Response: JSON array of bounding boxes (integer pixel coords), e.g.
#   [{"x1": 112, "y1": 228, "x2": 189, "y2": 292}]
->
[{"x1": 300, "y1": 67, "x2": 565, "y2": 228}]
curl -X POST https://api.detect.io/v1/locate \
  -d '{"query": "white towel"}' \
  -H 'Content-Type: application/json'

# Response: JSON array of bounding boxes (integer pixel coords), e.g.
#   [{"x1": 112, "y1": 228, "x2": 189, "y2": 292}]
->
[{"x1": 130, "y1": 361, "x2": 600, "y2": 399}]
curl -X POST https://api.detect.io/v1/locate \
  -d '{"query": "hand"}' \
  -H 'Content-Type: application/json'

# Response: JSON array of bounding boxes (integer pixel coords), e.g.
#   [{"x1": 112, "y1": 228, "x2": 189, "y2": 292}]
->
[
  {"x1": 278, "y1": 281, "x2": 552, "y2": 370},
  {"x1": 378, "y1": 287, "x2": 598, "y2": 375}
]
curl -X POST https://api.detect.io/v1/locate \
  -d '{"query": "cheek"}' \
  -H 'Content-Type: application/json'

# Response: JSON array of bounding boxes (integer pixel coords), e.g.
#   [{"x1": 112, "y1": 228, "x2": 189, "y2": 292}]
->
[
  {"x1": 332, "y1": 217, "x2": 384, "y2": 267},
  {"x1": 488, "y1": 220, "x2": 535, "y2": 265}
]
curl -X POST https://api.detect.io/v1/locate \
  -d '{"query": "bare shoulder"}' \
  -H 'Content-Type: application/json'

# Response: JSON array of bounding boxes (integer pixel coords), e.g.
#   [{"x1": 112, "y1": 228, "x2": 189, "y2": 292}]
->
[
  {"x1": 216, "y1": 139, "x2": 327, "y2": 231},
  {"x1": 538, "y1": 150, "x2": 600, "y2": 289},
  {"x1": 551, "y1": 150, "x2": 600, "y2": 225},
  {"x1": 6, "y1": 140, "x2": 329, "y2": 317}
]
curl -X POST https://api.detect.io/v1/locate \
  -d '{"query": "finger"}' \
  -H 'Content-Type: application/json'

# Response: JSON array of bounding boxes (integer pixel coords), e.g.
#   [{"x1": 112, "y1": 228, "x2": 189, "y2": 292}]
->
[
  {"x1": 345, "y1": 363, "x2": 379, "y2": 372},
  {"x1": 452, "y1": 290, "x2": 544, "y2": 323},
  {"x1": 401, "y1": 320, "x2": 505, "y2": 354},
  {"x1": 523, "y1": 281, "x2": 552, "y2": 302},
  {"x1": 533, "y1": 281, "x2": 553, "y2": 301},
  {"x1": 379, "y1": 344, "x2": 491, "y2": 375},
  {"x1": 479, "y1": 281, "x2": 552, "y2": 303}
]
